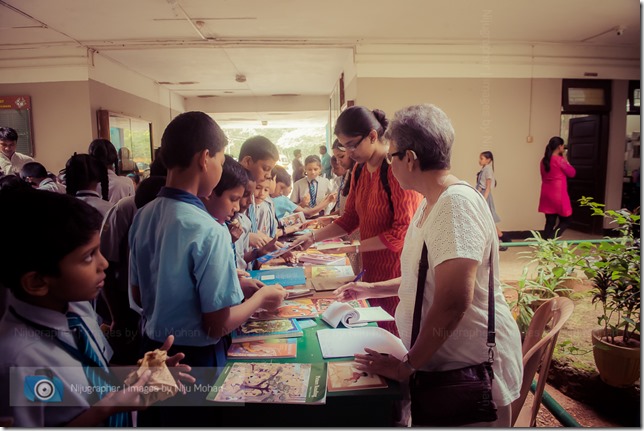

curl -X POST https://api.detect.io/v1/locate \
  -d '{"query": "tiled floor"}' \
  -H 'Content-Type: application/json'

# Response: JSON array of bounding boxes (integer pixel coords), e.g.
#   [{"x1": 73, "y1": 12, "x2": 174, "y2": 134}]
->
[{"x1": 498, "y1": 229, "x2": 602, "y2": 281}]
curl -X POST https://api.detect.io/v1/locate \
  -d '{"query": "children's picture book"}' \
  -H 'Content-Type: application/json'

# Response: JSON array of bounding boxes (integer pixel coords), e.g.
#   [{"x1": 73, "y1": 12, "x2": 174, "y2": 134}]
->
[
  {"x1": 297, "y1": 253, "x2": 346, "y2": 266},
  {"x1": 310, "y1": 265, "x2": 354, "y2": 279},
  {"x1": 327, "y1": 361, "x2": 388, "y2": 392},
  {"x1": 311, "y1": 297, "x2": 369, "y2": 314},
  {"x1": 250, "y1": 298, "x2": 319, "y2": 321},
  {"x1": 226, "y1": 339, "x2": 297, "y2": 359},
  {"x1": 279, "y1": 211, "x2": 306, "y2": 228},
  {"x1": 208, "y1": 362, "x2": 327, "y2": 405},
  {"x1": 316, "y1": 327, "x2": 408, "y2": 359},
  {"x1": 321, "y1": 302, "x2": 395, "y2": 328},
  {"x1": 231, "y1": 318, "x2": 303, "y2": 343},
  {"x1": 256, "y1": 242, "x2": 299, "y2": 264},
  {"x1": 311, "y1": 275, "x2": 355, "y2": 292},
  {"x1": 285, "y1": 286, "x2": 313, "y2": 299},
  {"x1": 248, "y1": 267, "x2": 306, "y2": 287}
]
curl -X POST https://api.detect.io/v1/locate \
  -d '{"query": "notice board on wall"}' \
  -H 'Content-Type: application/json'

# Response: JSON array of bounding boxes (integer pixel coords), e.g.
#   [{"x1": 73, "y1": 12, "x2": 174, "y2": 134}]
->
[{"x1": 0, "y1": 96, "x2": 34, "y2": 156}]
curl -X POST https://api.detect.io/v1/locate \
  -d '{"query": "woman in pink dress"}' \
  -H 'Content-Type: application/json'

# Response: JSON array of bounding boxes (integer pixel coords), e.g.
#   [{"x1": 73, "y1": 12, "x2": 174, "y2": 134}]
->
[{"x1": 538, "y1": 136, "x2": 576, "y2": 239}]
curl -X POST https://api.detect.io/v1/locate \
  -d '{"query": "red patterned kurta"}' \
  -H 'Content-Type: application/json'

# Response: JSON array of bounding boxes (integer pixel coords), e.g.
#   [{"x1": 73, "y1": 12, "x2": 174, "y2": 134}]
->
[{"x1": 335, "y1": 162, "x2": 422, "y2": 336}]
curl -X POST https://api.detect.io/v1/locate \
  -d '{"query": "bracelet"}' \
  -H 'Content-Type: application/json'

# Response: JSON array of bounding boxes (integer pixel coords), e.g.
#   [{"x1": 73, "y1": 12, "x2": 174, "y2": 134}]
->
[
  {"x1": 355, "y1": 245, "x2": 359, "y2": 254},
  {"x1": 311, "y1": 231, "x2": 316, "y2": 243}
]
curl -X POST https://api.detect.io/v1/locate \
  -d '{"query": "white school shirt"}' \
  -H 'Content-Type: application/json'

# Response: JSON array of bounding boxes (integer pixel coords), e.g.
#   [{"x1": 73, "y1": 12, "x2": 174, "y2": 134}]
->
[
  {"x1": 75, "y1": 190, "x2": 114, "y2": 218},
  {"x1": 37, "y1": 178, "x2": 66, "y2": 194},
  {"x1": 0, "y1": 152, "x2": 34, "y2": 176},
  {"x1": 395, "y1": 184, "x2": 523, "y2": 407},
  {"x1": 0, "y1": 293, "x2": 115, "y2": 426},
  {"x1": 96, "y1": 170, "x2": 135, "y2": 205}
]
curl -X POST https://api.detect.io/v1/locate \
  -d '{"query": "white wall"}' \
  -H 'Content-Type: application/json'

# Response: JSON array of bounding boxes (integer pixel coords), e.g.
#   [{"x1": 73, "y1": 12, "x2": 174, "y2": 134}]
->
[{"x1": 355, "y1": 77, "x2": 630, "y2": 232}]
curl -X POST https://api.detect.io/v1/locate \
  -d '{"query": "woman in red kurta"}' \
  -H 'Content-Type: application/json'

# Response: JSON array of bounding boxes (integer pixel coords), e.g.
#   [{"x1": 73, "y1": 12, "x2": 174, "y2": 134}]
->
[
  {"x1": 538, "y1": 136, "x2": 576, "y2": 239},
  {"x1": 295, "y1": 106, "x2": 422, "y2": 335}
]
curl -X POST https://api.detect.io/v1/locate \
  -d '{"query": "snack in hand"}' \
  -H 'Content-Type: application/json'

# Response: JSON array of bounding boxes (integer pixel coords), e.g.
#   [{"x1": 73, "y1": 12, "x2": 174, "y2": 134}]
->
[{"x1": 124, "y1": 349, "x2": 178, "y2": 405}]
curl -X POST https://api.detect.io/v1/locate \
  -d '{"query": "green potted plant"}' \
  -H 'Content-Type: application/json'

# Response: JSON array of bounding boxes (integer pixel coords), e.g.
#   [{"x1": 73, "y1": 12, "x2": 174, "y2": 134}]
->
[
  {"x1": 503, "y1": 268, "x2": 540, "y2": 338},
  {"x1": 578, "y1": 197, "x2": 640, "y2": 387}
]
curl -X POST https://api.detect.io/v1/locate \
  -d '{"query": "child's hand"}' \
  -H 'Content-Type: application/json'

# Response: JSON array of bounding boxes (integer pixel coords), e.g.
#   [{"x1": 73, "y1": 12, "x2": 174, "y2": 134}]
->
[
  {"x1": 258, "y1": 237, "x2": 278, "y2": 255},
  {"x1": 323, "y1": 192, "x2": 337, "y2": 205},
  {"x1": 236, "y1": 268, "x2": 250, "y2": 278},
  {"x1": 159, "y1": 335, "x2": 196, "y2": 395},
  {"x1": 239, "y1": 277, "x2": 265, "y2": 299},
  {"x1": 100, "y1": 370, "x2": 153, "y2": 410},
  {"x1": 301, "y1": 193, "x2": 311, "y2": 207},
  {"x1": 227, "y1": 220, "x2": 244, "y2": 243},
  {"x1": 257, "y1": 284, "x2": 287, "y2": 311},
  {"x1": 249, "y1": 232, "x2": 271, "y2": 248},
  {"x1": 282, "y1": 223, "x2": 303, "y2": 236}
]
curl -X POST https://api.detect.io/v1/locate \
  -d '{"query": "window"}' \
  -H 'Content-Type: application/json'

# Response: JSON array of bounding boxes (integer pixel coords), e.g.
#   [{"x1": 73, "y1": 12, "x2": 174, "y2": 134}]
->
[
  {"x1": 562, "y1": 79, "x2": 611, "y2": 113},
  {"x1": 97, "y1": 110, "x2": 153, "y2": 173}
]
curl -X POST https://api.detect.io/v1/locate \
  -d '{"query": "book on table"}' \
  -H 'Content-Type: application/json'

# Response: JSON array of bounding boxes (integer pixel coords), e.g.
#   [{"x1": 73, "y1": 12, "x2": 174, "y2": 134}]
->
[
  {"x1": 311, "y1": 297, "x2": 369, "y2": 314},
  {"x1": 226, "y1": 338, "x2": 297, "y2": 359},
  {"x1": 315, "y1": 240, "x2": 360, "y2": 252},
  {"x1": 327, "y1": 360, "x2": 388, "y2": 392},
  {"x1": 248, "y1": 266, "x2": 306, "y2": 287},
  {"x1": 321, "y1": 302, "x2": 394, "y2": 328},
  {"x1": 255, "y1": 242, "x2": 299, "y2": 264},
  {"x1": 297, "y1": 253, "x2": 346, "y2": 266},
  {"x1": 231, "y1": 318, "x2": 303, "y2": 343},
  {"x1": 250, "y1": 298, "x2": 319, "y2": 321},
  {"x1": 207, "y1": 362, "x2": 327, "y2": 405},
  {"x1": 310, "y1": 265, "x2": 354, "y2": 279},
  {"x1": 316, "y1": 326, "x2": 408, "y2": 359}
]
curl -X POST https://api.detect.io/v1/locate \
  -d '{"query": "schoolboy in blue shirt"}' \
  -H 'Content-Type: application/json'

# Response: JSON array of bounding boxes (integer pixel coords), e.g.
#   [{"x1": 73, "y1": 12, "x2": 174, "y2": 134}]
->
[
  {"x1": 128, "y1": 112, "x2": 285, "y2": 426},
  {"x1": 0, "y1": 189, "x2": 191, "y2": 426}
]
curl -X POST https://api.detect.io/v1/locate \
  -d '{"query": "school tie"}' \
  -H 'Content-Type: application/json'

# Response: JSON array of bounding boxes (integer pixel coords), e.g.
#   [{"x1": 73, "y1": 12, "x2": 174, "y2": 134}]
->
[
  {"x1": 67, "y1": 312, "x2": 132, "y2": 427},
  {"x1": 335, "y1": 175, "x2": 345, "y2": 211},
  {"x1": 308, "y1": 180, "x2": 317, "y2": 207}
]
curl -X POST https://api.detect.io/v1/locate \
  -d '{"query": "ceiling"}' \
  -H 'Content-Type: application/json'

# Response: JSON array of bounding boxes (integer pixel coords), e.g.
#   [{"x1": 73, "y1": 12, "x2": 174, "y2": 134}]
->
[{"x1": 0, "y1": 0, "x2": 640, "y2": 127}]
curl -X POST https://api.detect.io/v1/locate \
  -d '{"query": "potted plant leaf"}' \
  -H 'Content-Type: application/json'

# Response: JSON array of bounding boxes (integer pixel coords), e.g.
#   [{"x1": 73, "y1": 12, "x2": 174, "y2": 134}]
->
[{"x1": 578, "y1": 197, "x2": 640, "y2": 387}]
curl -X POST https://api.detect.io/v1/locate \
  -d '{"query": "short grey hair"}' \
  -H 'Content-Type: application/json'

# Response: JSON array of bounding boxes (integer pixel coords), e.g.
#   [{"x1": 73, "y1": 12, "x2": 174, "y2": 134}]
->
[{"x1": 384, "y1": 104, "x2": 454, "y2": 171}]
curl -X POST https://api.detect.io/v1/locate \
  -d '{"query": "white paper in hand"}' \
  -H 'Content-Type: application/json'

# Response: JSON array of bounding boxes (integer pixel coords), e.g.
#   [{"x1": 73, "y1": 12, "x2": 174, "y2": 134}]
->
[
  {"x1": 316, "y1": 327, "x2": 408, "y2": 359},
  {"x1": 321, "y1": 302, "x2": 394, "y2": 328}
]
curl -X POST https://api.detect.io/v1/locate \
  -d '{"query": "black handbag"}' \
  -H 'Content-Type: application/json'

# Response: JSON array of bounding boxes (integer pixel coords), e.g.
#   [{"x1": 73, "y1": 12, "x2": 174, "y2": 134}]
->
[{"x1": 408, "y1": 241, "x2": 498, "y2": 426}]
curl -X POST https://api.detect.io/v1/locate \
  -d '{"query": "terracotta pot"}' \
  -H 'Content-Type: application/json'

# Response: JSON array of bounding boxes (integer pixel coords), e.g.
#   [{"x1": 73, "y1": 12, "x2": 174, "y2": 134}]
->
[{"x1": 591, "y1": 328, "x2": 641, "y2": 387}]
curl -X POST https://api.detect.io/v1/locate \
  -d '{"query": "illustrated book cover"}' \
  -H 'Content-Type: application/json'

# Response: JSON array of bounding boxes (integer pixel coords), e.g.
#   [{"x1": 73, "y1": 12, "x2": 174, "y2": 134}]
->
[
  {"x1": 297, "y1": 253, "x2": 346, "y2": 266},
  {"x1": 316, "y1": 327, "x2": 408, "y2": 359},
  {"x1": 279, "y1": 211, "x2": 306, "y2": 228},
  {"x1": 327, "y1": 361, "x2": 388, "y2": 392},
  {"x1": 250, "y1": 298, "x2": 319, "y2": 321},
  {"x1": 321, "y1": 302, "x2": 394, "y2": 328},
  {"x1": 207, "y1": 362, "x2": 327, "y2": 405},
  {"x1": 231, "y1": 318, "x2": 303, "y2": 343},
  {"x1": 310, "y1": 265, "x2": 354, "y2": 279},
  {"x1": 311, "y1": 297, "x2": 369, "y2": 314},
  {"x1": 248, "y1": 267, "x2": 306, "y2": 287},
  {"x1": 226, "y1": 339, "x2": 297, "y2": 359}
]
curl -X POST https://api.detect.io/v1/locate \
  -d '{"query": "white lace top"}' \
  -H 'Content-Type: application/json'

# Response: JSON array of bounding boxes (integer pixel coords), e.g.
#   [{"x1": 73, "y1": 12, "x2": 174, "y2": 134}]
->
[{"x1": 395, "y1": 183, "x2": 522, "y2": 407}]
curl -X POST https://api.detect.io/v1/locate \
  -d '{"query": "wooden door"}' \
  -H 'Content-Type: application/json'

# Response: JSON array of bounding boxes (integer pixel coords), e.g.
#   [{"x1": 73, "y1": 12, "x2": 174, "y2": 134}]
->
[{"x1": 566, "y1": 115, "x2": 609, "y2": 234}]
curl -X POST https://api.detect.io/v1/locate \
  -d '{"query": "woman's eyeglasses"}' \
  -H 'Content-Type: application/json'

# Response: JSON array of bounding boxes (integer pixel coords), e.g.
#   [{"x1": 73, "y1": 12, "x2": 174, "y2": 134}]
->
[
  {"x1": 385, "y1": 149, "x2": 417, "y2": 165},
  {"x1": 338, "y1": 135, "x2": 366, "y2": 151}
]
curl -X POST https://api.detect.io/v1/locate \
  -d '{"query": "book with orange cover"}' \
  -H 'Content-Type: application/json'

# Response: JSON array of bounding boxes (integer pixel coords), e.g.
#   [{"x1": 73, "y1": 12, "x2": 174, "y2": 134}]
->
[
  {"x1": 250, "y1": 298, "x2": 319, "y2": 321},
  {"x1": 226, "y1": 339, "x2": 297, "y2": 359},
  {"x1": 327, "y1": 361, "x2": 388, "y2": 392},
  {"x1": 231, "y1": 318, "x2": 303, "y2": 343},
  {"x1": 311, "y1": 297, "x2": 369, "y2": 314}
]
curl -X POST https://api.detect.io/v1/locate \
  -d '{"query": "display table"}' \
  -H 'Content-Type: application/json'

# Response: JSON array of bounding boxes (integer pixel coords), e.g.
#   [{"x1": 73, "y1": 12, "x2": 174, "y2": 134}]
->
[{"x1": 215, "y1": 293, "x2": 402, "y2": 427}]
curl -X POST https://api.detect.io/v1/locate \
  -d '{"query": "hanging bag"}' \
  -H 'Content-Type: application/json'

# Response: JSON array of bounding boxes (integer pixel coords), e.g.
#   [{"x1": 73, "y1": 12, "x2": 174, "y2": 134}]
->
[{"x1": 408, "y1": 239, "x2": 498, "y2": 426}]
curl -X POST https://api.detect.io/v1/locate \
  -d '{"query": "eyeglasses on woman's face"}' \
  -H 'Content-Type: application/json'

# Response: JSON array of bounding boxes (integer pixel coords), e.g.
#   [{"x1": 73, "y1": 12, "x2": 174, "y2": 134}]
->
[
  {"x1": 385, "y1": 148, "x2": 418, "y2": 165},
  {"x1": 338, "y1": 135, "x2": 366, "y2": 151}
]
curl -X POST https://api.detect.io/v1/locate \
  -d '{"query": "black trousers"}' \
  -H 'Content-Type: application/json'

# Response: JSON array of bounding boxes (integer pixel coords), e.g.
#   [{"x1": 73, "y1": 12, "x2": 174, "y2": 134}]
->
[{"x1": 543, "y1": 214, "x2": 571, "y2": 239}]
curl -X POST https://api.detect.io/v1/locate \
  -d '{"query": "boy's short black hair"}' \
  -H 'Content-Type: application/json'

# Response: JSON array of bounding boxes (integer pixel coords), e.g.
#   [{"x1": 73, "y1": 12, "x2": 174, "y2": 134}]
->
[
  {"x1": 0, "y1": 189, "x2": 103, "y2": 294},
  {"x1": 238, "y1": 136, "x2": 279, "y2": 163},
  {"x1": 20, "y1": 162, "x2": 48, "y2": 179},
  {"x1": 272, "y1": 165, "x2": 291, "y2": 187},
  {"x1": 160, "y1": 111, "x2": 227, "y2": 169},
  {"x1": 213, "y1": 155, "x2": 249, "y2": 197},
  {"x1": 304, "y1": 155, "x2": 321, "y2": 166},
  {"x1": 134, "y1": 175, "x2": 166, "y2": 209},
  {"x1": 0, "y1": 127, "x2": 18, "y2": 142},
  {"x1": 0, "y1": 174, "x2": 30, "y2": 192}
]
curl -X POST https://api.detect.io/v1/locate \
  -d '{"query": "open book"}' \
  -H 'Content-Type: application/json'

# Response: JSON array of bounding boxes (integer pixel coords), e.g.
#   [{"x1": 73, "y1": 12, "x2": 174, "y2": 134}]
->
[
  {"x1": 316, "y1": 327, "x2": 408, "y2": 359},
  {"x1": 321, "y1": 301, "x2": 394, "y2": 328}
]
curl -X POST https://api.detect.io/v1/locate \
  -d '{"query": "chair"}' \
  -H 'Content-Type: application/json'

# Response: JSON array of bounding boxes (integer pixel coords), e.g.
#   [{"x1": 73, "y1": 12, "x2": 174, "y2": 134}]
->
[{"x1": 511, "y1": 296, "x2": 574, "y2": 427}]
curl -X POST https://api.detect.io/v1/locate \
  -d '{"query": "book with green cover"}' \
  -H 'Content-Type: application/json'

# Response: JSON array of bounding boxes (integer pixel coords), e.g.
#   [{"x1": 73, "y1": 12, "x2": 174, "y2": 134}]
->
[
  {"x1": 207, "y1": 362, "x2": 327, "y2": 405},
  {"x1": 230, "y1": 318, "x2": 303, "y2": 343}
]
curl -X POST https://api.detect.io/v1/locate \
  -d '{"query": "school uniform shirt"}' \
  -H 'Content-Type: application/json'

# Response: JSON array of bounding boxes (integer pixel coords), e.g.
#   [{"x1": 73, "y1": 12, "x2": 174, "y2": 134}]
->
[
  {"x1": 395, "y1": 185, "x2": 523, "y2": 407},
  {"x1": 0, "y1": 152, "x2": 34, "y2": 176},
  {"x1": 97, "y1": 170, "x2": 134, "y2": 205},
  {"x1": 255, "y1": 198, "x2": 277, "y2": 238},
  {"x1": 75, "y1": 190, "x2": 114, "y2": 218},
  {"x1": 233, "y1": 212, "x2": 252, "y2": 271},
  {"x1": 129, "y1": 188, "x2": 244, "y2": 346},
  {"x1": 0, "y1": 293, "x2": 115, "y2": 427},
  {"x1": 272, "y1": 195, "x2": 298, "y2": 221},
  {"x1": 37, "y1": 178, "x2": 66, "y2": 194},
  {"x1": 290, "y1": 176, "x2": 333, "y2": 210}
]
